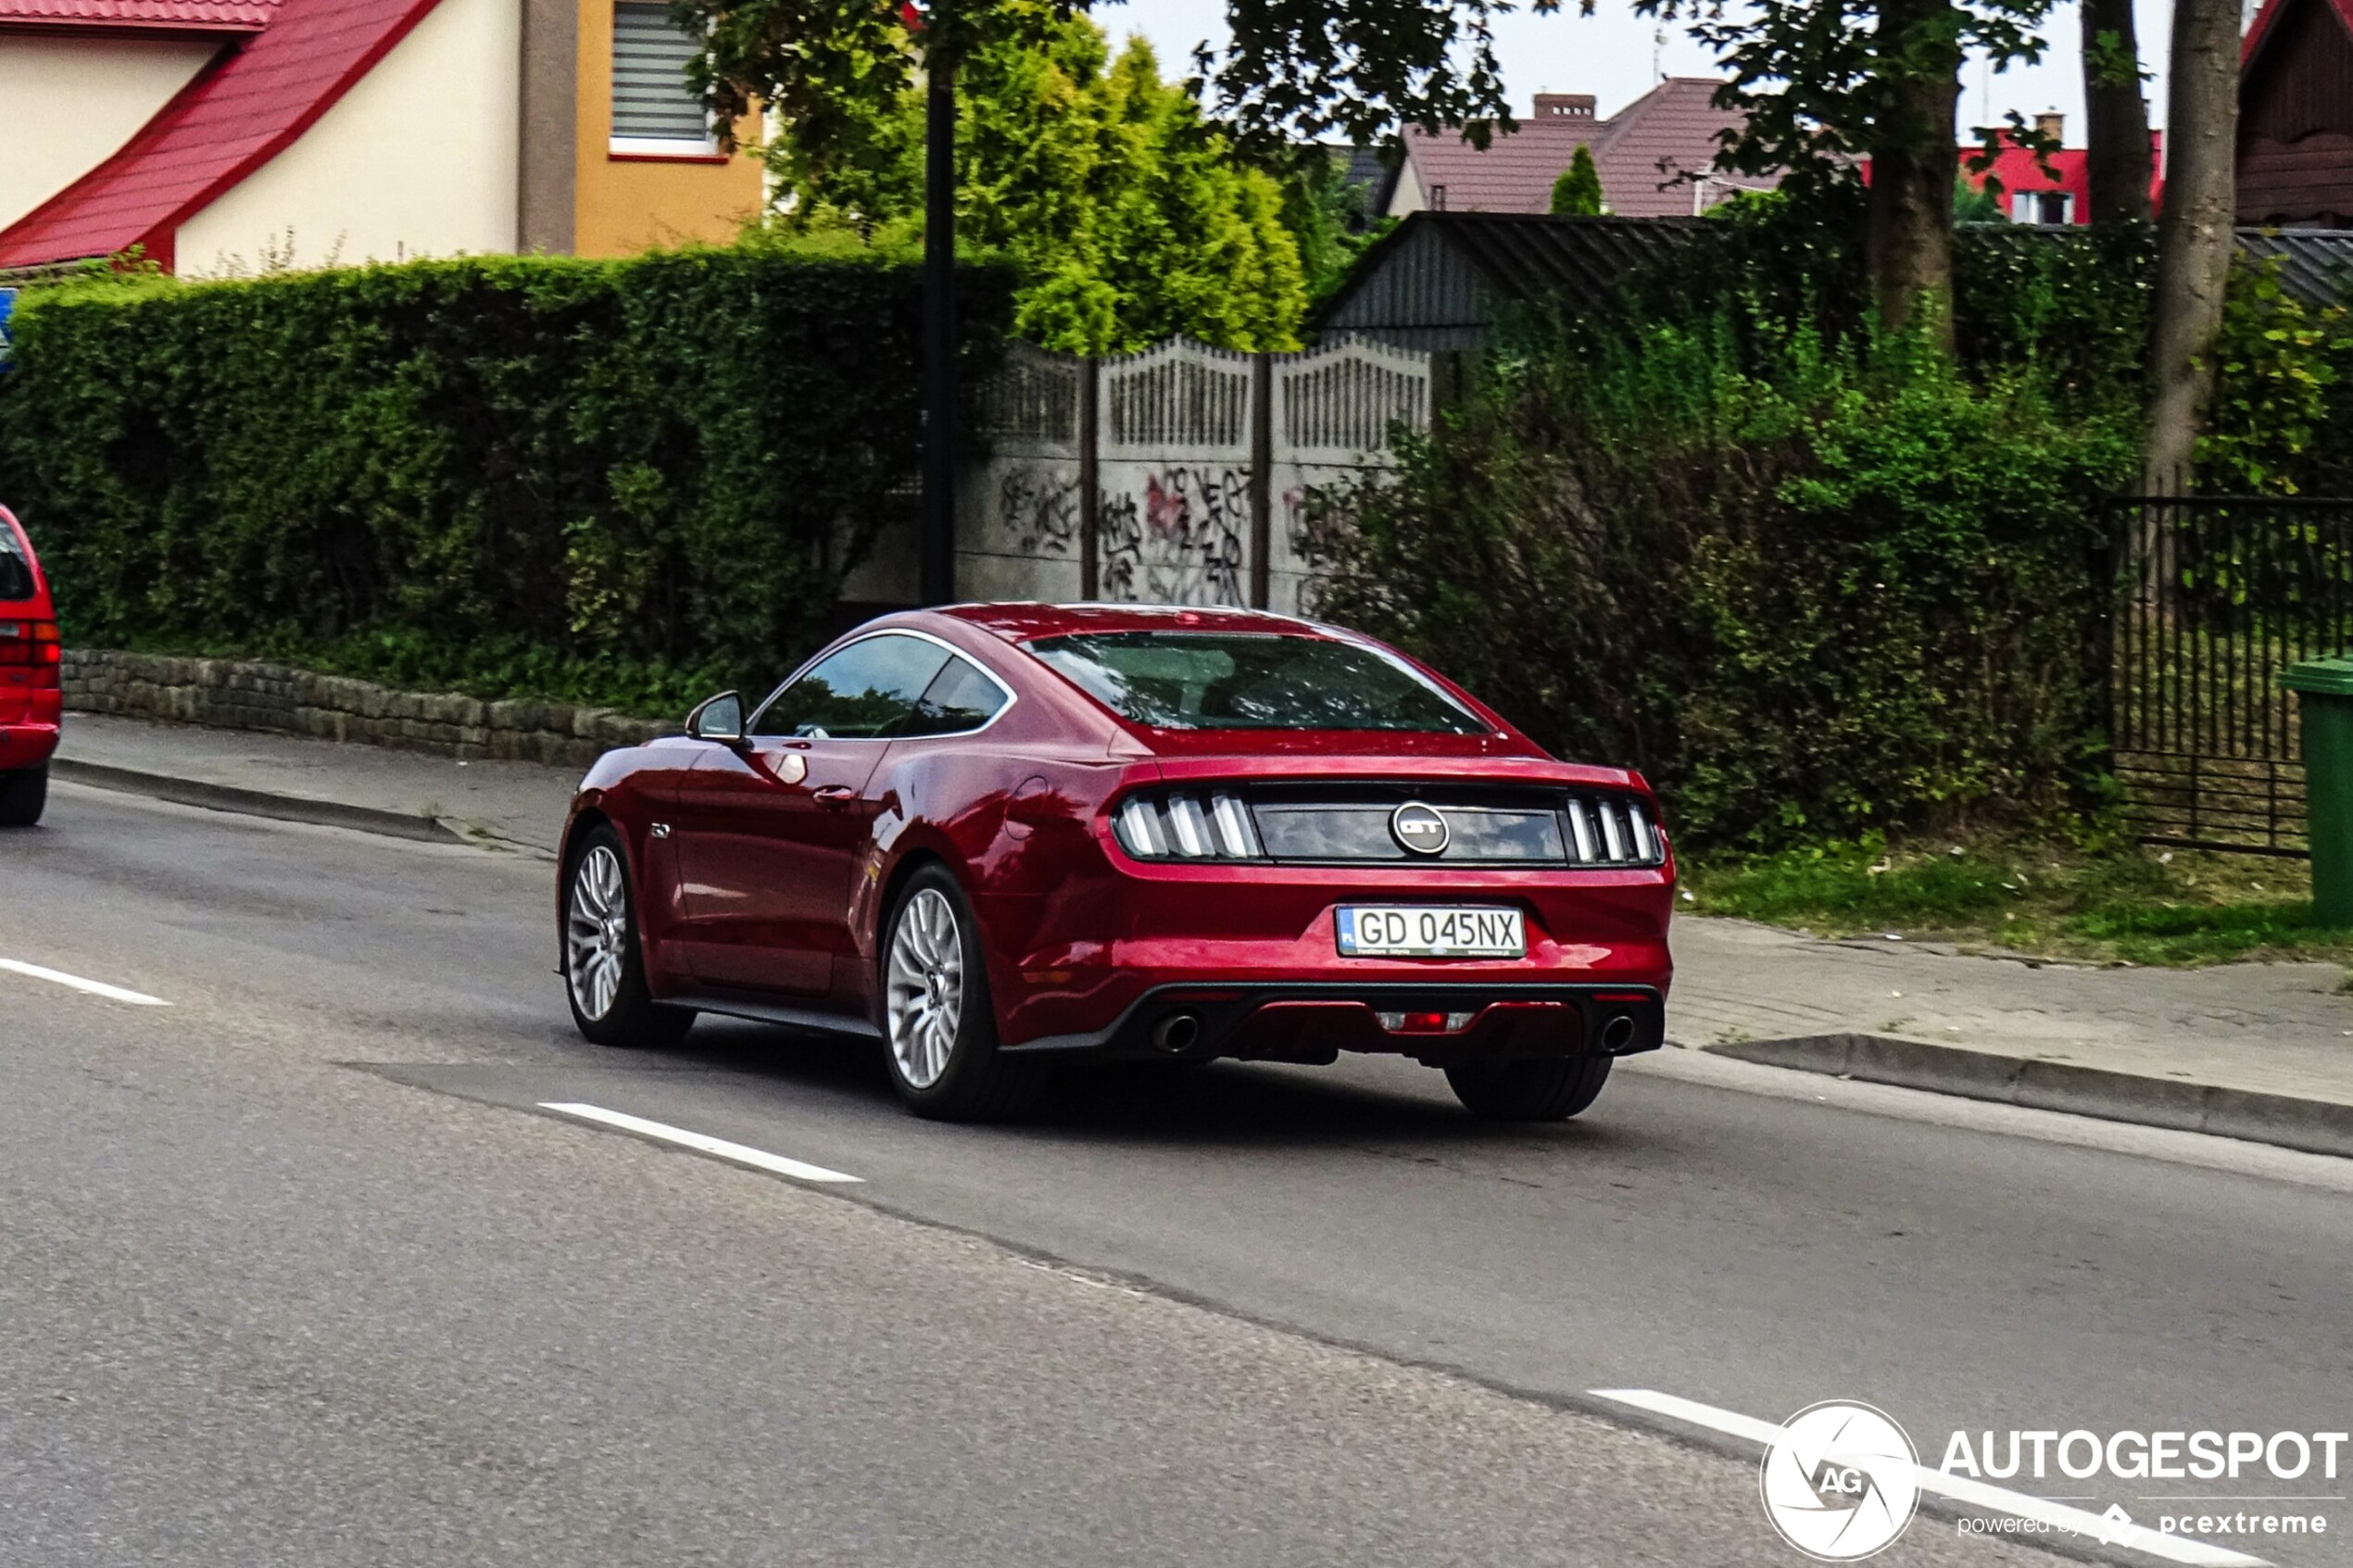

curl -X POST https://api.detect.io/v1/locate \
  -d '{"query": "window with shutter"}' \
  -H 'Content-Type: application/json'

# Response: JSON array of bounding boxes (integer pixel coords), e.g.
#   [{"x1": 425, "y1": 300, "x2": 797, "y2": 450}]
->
[{"x1": 610, "y1": 2, "x2": 711, "y2": 151}]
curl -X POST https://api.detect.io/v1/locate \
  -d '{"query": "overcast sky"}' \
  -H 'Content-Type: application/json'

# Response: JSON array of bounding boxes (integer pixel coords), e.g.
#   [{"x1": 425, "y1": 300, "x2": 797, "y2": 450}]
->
[{"x1": 1118, "y1": 0, "x2": 2178, "y2": 137}]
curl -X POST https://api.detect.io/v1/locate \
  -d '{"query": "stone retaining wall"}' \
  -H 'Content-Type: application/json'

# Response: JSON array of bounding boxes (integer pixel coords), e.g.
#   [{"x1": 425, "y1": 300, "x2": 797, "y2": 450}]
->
[{"x1": 61, "y1": 650, "x2": 667, "y2": 767}]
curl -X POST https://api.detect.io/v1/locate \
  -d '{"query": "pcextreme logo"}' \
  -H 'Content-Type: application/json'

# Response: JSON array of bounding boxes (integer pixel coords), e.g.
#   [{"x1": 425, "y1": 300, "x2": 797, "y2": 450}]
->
[{"x1": 1759, "y1": 1401, "x2": 1922, "y2": 1561}]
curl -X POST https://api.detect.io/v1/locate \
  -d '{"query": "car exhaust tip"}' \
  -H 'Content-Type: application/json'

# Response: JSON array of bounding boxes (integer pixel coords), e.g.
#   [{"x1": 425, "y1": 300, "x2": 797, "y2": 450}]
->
[
  {"x1": 1599, "y1": 1013, "x2": 1638, "y2": 1053},
  {"x1": 1151, "y1": 1012, "x2": 1202, "y2": 1054}
]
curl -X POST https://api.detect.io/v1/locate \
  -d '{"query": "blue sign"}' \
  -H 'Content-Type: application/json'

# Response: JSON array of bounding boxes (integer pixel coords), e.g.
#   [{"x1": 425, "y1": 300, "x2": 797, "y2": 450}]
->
[{"x1": 0, "y1": 288, "x2": 15, "y2": 375}]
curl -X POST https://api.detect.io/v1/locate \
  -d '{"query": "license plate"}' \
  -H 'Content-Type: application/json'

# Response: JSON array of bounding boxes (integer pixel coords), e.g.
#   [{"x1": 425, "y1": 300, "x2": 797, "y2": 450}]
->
[{"x1": 1336, "y1": 906, "x2": 1526, "y2": 958}]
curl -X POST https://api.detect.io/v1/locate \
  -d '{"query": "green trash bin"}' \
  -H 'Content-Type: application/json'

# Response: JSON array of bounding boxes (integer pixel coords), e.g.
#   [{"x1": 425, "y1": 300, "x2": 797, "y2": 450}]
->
[{"x1": 2281, "y1": 654, "x2": 2353, "y2": 925}]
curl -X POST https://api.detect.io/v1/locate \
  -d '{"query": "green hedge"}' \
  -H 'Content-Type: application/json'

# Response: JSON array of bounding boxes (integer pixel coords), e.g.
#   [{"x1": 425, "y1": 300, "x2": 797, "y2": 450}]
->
[
  {"x1": 0, "y1": 245, "x2": 1012, "y2": 714},
  {"x1": 1305, "y1": 313, "x2": 2135, "y2": 847}
]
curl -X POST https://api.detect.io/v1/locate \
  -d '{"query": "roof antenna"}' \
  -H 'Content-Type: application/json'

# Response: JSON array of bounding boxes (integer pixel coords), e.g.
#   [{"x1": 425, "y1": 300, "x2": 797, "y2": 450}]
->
[{"x1": 1653, "y1": 25, "x2": 1667, "y2": 81}]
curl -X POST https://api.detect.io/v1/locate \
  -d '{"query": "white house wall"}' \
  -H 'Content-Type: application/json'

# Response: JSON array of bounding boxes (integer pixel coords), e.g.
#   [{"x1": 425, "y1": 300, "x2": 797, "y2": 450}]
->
[
  {"x1": 0, "y1": 35, "x2": 220, "y2": 232},
  {"x1": 176, "y1": 0, "x2": 520, "y2": 275}
]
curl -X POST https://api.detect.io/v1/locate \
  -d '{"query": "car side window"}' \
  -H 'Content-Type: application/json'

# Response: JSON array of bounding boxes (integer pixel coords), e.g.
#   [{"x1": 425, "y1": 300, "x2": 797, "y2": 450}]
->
[
  {"x1": 897, "y1": 654, "x2": 1011, "y2": 738},
  {"x1": 759, "y1": 634, "x2": 950, "y2": 739}
]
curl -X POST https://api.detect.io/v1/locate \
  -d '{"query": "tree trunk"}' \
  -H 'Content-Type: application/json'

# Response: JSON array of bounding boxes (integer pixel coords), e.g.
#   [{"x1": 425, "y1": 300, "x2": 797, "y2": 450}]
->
[
  {"x1": 2081, "y1": 0, "x2": 2154, "y2": 224},
  {"x1": 2144, "y1": 0, "x2": 2243, "y2": 491},
  {"x1": 1866, "y1": 0, "x2": 1964, "y2": 345}
]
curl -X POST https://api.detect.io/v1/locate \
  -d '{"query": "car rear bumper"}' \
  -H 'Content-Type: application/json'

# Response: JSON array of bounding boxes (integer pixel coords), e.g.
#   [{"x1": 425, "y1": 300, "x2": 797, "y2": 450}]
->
[
  {"x1": 0, "y1": 721, "x2": 59, "y2": 773},
  {"x1": 1000, "y1": 980, "x2": 1667, "y2": 1065}
]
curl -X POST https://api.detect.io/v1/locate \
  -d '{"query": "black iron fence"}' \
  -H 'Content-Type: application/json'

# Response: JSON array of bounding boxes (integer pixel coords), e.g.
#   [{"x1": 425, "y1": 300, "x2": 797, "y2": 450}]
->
[{"x1": 2109, "y1": 495, "x2": 2353, "y2": 856}]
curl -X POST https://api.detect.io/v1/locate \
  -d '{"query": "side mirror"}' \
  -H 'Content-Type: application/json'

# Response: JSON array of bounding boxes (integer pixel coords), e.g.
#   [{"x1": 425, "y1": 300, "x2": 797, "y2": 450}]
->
[{"x1": 686, "y1": 690, "x2": 747, "y2": 746}]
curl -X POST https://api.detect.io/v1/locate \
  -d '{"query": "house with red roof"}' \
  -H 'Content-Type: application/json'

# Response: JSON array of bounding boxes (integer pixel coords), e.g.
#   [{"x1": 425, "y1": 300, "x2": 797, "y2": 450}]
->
[
  {"x1": 0, "y1": 0, "x2": 763, "y2": 275},
  {"x1": 1954, "y1": 114, "x2": 2164, "y2": 224},
  {"x1": 2239, "y1": 0, "x2": 2353, "y2": 227},
  {"x1": 1386, "y1": 80, "x2": 1778, "y2": 220}
]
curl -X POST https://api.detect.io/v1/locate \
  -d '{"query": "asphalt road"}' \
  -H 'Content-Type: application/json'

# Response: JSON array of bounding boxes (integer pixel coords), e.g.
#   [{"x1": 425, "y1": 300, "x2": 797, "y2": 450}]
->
[{"x1": 3, "y1": 783, "x2": 2347, "y2": 1567}]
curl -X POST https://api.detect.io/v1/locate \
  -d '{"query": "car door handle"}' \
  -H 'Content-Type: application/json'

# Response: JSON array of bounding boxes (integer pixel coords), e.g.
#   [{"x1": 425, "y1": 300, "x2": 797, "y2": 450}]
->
[{"x1": 812, "y1": 784, "x2": 857, "y2": 807}]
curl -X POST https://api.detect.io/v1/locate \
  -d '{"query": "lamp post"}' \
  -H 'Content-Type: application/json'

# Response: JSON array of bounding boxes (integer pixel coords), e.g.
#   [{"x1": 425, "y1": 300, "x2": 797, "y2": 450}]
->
[{"x1": 918, "y1": 19, "x2": 956, "y2": 606}]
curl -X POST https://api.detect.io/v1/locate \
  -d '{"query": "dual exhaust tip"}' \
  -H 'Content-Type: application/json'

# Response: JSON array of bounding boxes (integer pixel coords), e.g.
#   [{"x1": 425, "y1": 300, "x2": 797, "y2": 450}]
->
[{"x1": 1149, "y1": 1008, "x2": 1639, "y2": 1055}]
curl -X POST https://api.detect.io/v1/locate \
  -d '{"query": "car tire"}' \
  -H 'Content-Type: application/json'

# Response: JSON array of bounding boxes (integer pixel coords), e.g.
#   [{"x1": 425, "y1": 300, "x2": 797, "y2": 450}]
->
[
  {"x1": 880, "y1": 865, "x2": 1049, "y2": 1121},
  {"x1": 562, "y1": 824, "x2": 694, "y2": 1049},
  {"x1": 1444, "y1": 1054, "x2": 1613, "y2": 1122},
  {"x1": 0, "y1": 763, "x2": 47, "y2": 827}
]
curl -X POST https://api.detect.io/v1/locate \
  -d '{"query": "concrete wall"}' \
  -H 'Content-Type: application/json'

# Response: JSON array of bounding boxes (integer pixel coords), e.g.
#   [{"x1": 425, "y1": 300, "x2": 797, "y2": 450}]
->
[
  {"x1": 175, "y1": 0, "x2": 522, "y2": 275},
  {"x1": 570, "y1": 0, "x2": 762, "y2": 256},
  {"x1": 0, "y1": 34, "x2": 220, "y2": 232}
]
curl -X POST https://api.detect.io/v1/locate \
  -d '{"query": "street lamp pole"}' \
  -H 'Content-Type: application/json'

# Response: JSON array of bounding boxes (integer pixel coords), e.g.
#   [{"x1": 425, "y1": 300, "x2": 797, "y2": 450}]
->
[{"x1": 920, "y1": 54, "x2": 957, "y2": 607}]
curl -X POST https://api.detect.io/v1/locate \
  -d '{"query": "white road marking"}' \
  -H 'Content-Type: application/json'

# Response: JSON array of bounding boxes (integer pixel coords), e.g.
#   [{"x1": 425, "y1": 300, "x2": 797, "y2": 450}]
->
[
  {"x1": 0, "y1": 959, "x2": 169, "y2": 1007},
  {"x1": 536, "y1": 1103, "x2": 863, "y2": 1185},
  {"x1": 1591, "y1": 1388, "x2": 2270, "y2": 1567}
]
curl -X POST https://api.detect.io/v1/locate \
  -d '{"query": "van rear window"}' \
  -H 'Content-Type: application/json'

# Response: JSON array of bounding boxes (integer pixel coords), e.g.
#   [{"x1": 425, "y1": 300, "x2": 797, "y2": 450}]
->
[{"x1": 0, "y1": 529, "x2": 33, "y2": 603}]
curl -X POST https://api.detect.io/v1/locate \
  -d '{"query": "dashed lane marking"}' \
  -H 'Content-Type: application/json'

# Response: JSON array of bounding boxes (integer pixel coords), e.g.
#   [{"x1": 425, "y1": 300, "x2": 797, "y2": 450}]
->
[
  {"x1": 0, "y1": 959, "x2": 169, "y2": 1007},
  {"x1": 537, "y1": 1102, "x2": 864, "y2": 1185}
]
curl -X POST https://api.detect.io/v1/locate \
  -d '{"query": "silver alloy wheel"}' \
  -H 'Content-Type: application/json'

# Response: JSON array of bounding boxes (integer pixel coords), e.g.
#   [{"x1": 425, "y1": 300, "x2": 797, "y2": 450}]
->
[
  {"x1": 886, "y1": 887, "x2": 964, "y2": 1089},
  {"x1": 566, "y1": 845, "x2": 630, "y2": 1022}
]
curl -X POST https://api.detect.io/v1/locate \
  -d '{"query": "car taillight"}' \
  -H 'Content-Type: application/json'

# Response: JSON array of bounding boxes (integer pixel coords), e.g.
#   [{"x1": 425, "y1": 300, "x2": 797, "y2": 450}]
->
[
  {"x1": 1112, "y1": 789, "x2": 1265, "y2": 860},
  {"x1": 0, "y1": 620, "x2": 61, "y2": 685}
]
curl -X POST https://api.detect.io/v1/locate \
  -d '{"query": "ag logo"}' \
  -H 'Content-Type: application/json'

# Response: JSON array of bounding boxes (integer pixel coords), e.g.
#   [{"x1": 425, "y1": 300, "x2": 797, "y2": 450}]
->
[{"x1": 1760, "y1": 1401, "x2": 1920, "y2": 1560}]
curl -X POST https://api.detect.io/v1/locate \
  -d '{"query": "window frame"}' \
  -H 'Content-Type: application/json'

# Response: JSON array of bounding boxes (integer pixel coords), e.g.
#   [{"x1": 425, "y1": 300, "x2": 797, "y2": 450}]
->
[
  {"x1": 608, "y1": 0, "x2": 721, "y2": 158},
  {"x1": 749, "y1": 630, "x2": 1019, "y2": 743}
]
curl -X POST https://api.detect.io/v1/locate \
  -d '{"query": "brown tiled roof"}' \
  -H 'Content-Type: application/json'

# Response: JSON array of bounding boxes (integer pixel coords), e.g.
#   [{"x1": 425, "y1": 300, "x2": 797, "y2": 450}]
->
[{"x1": 1399, "y1": 78, "x2": 1778, "y2": 219}]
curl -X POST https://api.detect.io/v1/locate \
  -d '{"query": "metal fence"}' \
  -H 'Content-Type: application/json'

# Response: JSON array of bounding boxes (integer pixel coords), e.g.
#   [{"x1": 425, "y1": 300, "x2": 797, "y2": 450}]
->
[{"x1": 2110, "y1": 495, "x2": 2353, "y2": 856}]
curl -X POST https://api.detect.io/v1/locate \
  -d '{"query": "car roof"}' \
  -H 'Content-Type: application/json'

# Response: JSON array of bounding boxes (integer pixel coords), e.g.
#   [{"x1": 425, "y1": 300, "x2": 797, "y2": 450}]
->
[{"x1": 937, "y1": 602, "x2": 1334, "y2": 642}]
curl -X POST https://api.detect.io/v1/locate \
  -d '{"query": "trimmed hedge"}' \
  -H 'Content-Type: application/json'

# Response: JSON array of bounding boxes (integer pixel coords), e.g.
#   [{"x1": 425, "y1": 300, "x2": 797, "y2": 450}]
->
[{"x1": 0, "y1": 246, "x2": 1013, "y2": 714}]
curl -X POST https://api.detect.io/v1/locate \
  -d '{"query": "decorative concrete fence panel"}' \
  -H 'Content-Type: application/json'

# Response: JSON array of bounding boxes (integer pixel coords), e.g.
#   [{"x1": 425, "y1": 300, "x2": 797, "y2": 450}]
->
[
  {"x1": 958, "y1": 345, "x2": 1087, "y2": 604},
  {"x1": 958, "y1": 334, "x2": 1434, "y2": 614},
  {"x1": 1097, "y1": 338, "x2": 1258, "y2": 608},
  {"x1": 1268, "y1": 335, "x2": 1433, "y2": 616}
]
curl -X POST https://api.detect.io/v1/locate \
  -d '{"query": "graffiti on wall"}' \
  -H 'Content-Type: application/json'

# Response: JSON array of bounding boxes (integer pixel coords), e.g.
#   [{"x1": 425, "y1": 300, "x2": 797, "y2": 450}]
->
[
  {"x1": 999, "y1": 466, "x2": 1079, "y2": 558},
  {"x1": 1097, "y1": 466, "x2": 1247, "y2": 606}
]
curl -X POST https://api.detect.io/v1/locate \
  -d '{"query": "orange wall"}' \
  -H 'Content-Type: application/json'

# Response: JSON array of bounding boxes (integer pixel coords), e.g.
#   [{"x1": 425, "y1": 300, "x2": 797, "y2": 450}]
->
[{"x1": 572, "y1": 0, "x2": 763, "y2": 257}]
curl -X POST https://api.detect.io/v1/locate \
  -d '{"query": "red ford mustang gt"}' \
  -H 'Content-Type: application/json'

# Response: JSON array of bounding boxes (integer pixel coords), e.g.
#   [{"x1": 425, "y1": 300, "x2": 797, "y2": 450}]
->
[{"x1": 558, "y1": 604, "x2": 1674, "y2": 1122}]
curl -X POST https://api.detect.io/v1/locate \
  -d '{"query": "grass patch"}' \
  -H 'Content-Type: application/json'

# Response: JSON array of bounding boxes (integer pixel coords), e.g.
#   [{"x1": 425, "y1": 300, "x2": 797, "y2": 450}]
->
[{"x1": 1684, "y1": 834, "x2": 2353, "y2": 966}]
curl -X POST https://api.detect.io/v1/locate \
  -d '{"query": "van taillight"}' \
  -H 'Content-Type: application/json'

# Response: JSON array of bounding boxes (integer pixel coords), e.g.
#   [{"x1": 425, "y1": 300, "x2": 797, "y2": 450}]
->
[{"x1": 0, "y1": 621, "x2": 60, "y2": 685}]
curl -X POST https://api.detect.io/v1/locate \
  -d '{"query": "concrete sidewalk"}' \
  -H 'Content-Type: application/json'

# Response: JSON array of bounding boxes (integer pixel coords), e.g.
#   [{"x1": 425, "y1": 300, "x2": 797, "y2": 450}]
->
[
  {"x1": 1670, "y1": 919, "x2": 2353, "y2": 1158},
  {"x1": 39, "y1": 712, "x2": 2353, "y2": 1157},
  {"x1": 54, "y1": 712, "x2": 583, "y2": 855}
]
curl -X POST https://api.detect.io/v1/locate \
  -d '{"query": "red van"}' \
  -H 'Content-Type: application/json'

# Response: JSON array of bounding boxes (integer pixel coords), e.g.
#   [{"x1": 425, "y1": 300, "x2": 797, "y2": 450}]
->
[{"x1": 0, "y1": 505, "x2": 60, "y2": 825}]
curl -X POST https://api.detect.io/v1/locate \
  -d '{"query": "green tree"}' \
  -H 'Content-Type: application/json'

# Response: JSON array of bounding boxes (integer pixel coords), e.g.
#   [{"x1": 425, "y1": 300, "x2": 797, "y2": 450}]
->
[
  {"x1": 1953, "y1": 170, "x2": 2004, "y2": 222},
  {"x1": 677, "y1": 0, "x2": 1557, "y2": 177},
  {"x1": 763, "y1": 18, "x2": 1306, "y2": 352},
  {"x1": 1628, "y1": 0, "x2": 2055, "y2": 345},
  {"x1": 1549, "y1": 144, "x2": 1604, "y2": 215}
]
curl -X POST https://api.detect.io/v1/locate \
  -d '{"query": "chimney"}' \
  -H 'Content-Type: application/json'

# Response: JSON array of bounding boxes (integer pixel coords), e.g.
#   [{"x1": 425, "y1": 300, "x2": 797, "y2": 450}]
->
[
  {"x1": 1533, "y1": 93, "x2": 1598, "y2": 121},
  {"x1": 2034, "y1": 111, "x2": 2065, "y2": 144}
]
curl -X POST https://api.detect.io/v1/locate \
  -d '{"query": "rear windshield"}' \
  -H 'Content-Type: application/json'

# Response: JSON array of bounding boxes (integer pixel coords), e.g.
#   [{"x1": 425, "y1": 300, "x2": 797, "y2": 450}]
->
[
  {"x1": 0, "y1": 527, "x2": 32, "y2": 603},
  {"x1": 1026, "y1": 631, "x2": 1487, "y2": 734}
]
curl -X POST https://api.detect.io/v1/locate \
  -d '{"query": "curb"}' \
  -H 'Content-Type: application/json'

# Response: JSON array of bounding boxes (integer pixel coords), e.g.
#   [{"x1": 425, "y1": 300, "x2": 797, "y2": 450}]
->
[
  {"x1": 52, "y1": 759, "x2": 468, "y2": 847},
  {"x1": 1705, "y1": 1033, "x2": 2353, "y2": 1160}
]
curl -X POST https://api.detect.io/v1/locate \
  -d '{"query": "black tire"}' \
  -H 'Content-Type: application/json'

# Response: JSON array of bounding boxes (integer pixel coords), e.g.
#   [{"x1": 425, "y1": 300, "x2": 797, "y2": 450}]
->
[
  {"x1": 1444, "y1": 1054, "x2": 1613, "y2": 1121},
  {"x1": 879, "y1": 865, "x2": 1049, "y2": 1121},
  {"x1": 562, "y1": 824, "x2": 694, "y2": 1049},
  {"x1": 0, "y1": 763, "x2": 48, "y2": 827}
]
